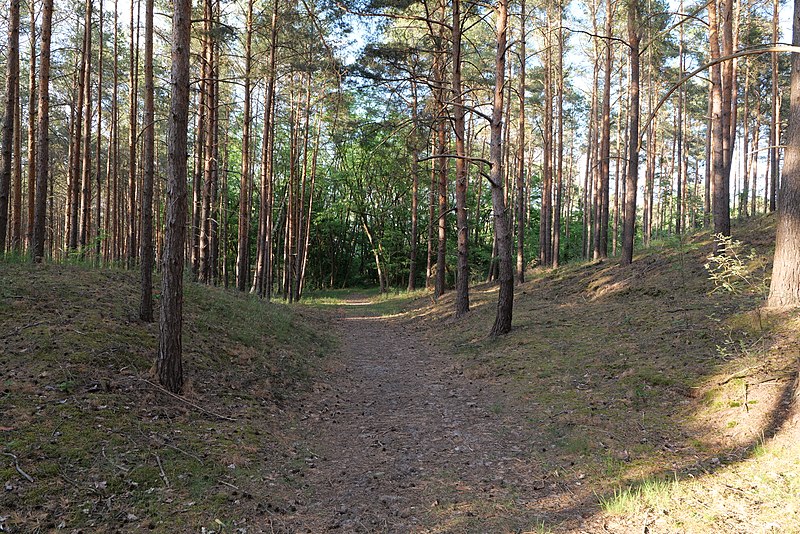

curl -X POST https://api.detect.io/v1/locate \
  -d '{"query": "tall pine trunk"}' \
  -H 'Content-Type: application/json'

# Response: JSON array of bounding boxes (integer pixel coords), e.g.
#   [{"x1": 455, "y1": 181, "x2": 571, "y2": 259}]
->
[
  {"x1": 140, "y1": 0, "x2": 155, "y2": 322},
  {"x1": 489, "y1": 0, "x2": 513, "y2": 336},
  {"x1": 157, "y1": 0, "x2": 192, "y2": 394},
  {"x1": 620, "y1": 0, "x2": 640, "y2": 266},
  {"x1": 453, "y1": 0, "x2": 469, "y2": 316},
  {"x1": 32, "y1": 0, "x2": 53, "y2": 262},
  {"x1": 0, "y1": 0, "x2": 20, "y2": 253}
]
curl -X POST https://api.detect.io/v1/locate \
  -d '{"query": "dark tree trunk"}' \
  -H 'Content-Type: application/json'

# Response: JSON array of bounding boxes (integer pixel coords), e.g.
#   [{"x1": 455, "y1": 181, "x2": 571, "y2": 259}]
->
[
  {"x1": 620, "y1": 0, "x2": 640, "y2": 266},
  {"x1": 709, "y1": 0, "x2": 731, "y2": 239},
  {"x1": 236, "y1": 0, "x2": 253, "y2": 291},
  {"x1": 32, "y1": 0, "x2": 52, "y2": 262},
  {"x1": 0, "y1": 0, "x2": 20, "y2": 253},
  {"x1": 516, "y1": 0, "x2": 526, "y2": 281},
  {"x1": 157, "y1": 0, "x2": 192, "y2": 394},
  {"x1": 79, "y1": 0, "x2": 92, "y2": 249},
  {"x1": 25, "y1": 0, "x2": 35, "y2": 252},
  {"x1": 140, "y1": 0, "x2": 155, "y2": 322},
  {"x1": 452, "y1": 0, "x2": 469, "y2": 316},
  {"x1": 127, "y1": 0, "x2": 139, "y2": 267}
]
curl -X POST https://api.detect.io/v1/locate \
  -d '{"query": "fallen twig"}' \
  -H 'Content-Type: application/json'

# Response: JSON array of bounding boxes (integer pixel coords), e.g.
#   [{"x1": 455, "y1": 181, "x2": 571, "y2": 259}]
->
[
  {"x1": 102, "y1": 447, "x2": 130, "y2": 473},
  {"x1": 218, "y1": 479, "x2": 239, "y2": 491},
  {"x1": 1, "y1": 321, "x2": 45, "y2": 340},
  {"x1": 138, "y1": 378, "x2": 237, "y2": 422},
  {"x1": 155, "y1": 454, "x2": 170, "y2": 487},
  {"x1": 2, "y1": 452, "x2": 34, "y2": 483},
  {"x1": 717, "y1": 366, "x2": 758, "y2": 386}
]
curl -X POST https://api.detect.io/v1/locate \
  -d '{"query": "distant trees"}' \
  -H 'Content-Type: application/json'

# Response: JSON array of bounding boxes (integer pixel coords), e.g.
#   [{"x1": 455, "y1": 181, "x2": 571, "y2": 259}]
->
[{"x1": 0, "y1": 0, "x2": 794, "y2": 341}]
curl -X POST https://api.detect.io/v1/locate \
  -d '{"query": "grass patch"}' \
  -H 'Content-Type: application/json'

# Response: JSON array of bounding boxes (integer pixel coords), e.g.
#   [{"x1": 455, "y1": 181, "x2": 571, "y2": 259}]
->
[{"x1": 0, "y1": 262, "x2": 333, "y2": 531}]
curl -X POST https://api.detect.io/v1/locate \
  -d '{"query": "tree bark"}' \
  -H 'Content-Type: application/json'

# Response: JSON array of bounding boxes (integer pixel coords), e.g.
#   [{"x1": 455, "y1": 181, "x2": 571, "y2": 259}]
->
[
  {"x1": 767, "y1": 0, "x2": 800, "y2": 308},
  {"x1": 0, "y1": 0, "x2": 20, "y2": 253},
  {"x1": 620, "y1": 0, "x2": 640, "y2": 266},
  {"x1": 32, "y1": 0, "x2": 52, "y2": 262},
  {"x1": 140, "y1": 0, "x2": 155, "y2": 322},
  {"x1": 157, "y1": 0, "x2": 191, "y2": 394},
  {"x1": 709, "y1": 0, "x2": 731, "y2": 239},
  {"x1": 489, "y1": 0, "x2": 513, "y2": 337},
  {"x1": 516, "y1": 0, "x2": 526, "y2": 281},
  {"x1": 236, "y1": 0, "x2": 254, "y2": 291},
  {"x1": 79, "y1": 0, "x2": 92, "y2": 249},
  {"x1": 25, "y1": 0, "x2": 35, "y2": 252},
  {"x1": 127, "y1": 0, "x2": 139, "y2": 267},
  {"x1": 452, "y1": 0, "x2": 469, "y2": 316}
]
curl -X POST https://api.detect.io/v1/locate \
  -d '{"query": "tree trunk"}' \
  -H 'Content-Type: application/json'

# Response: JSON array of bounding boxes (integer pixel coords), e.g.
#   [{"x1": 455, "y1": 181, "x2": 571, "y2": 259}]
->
[
  {"x1": 139, "y1": 0, "x2": 155, "y2": 322},
  {"x1": 25, "y1": 0, "x2": 35, "y2": 252},
  {"x1": 489, "y1": 0, "x2": 513, "y2": 337},
  {"x1": 433, "y1": 32, "x2": 448, "y2": 298},
  {"x1": 95, "y1": 0, "x2": 104, "y2": 260},
  {"x1": 157, "y1": 0, "x2": 191, "y2": 394},
  {"x1": 620, "y1": 0, "x2": 640, "y2": 266},
  {"x1": 516, "y1": 0, "x2": 526, "y2": 281},
  {"x1": 709, "y1": 0, "x2": 731, "y2": 239},
  {"x1": 79, "y1": 0, "x2": 92, "y2": 249},
  {"x1": 593, "y1": 0, "x2": 612, "y2": 260},
  {"x1": 769, "y1": 0, "x2": 780, "y2": 212},
  {"x1": 236, "y1": 0, "x2": 254, "y2": 291},
  {"x1": 408, "y1": 80, "x2": 420, "y2": 291},
  {"x1": 32, "y1": 0, "x2": 52, "y2": 262},
  {"x1": 0, "y1": 0, "x2": 20, "y2": 253},
  {"x1": 452, "y1": 0, "x2": 469, "y2": 316},
  {"x1": 127, "y1": 0, "x2": 139, "y2": 267},
  {"x1": 768, "y1": 0, "x2": 800, "y2": 308}
]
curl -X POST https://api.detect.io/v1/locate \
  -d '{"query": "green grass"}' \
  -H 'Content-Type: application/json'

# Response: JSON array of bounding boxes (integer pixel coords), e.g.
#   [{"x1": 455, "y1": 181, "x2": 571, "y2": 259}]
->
[
  {"x1": 0, "y1": 261, "x2": 333, "y2": 531},
  {"x1": 599, "y1": 477, "x2": 679, "y2": 515}
]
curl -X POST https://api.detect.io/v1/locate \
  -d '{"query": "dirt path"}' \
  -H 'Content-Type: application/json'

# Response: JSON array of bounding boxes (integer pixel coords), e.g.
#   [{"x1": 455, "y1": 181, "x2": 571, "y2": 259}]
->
[{"x1": 268, "y1": 297, "x2": 585, "y2": 533}]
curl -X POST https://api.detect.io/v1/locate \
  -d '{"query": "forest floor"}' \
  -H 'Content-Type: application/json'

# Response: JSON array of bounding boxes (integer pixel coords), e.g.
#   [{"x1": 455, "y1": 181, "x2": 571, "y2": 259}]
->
[{"x1": 3, "y1": 215, "x2": 800, "y2": 533}]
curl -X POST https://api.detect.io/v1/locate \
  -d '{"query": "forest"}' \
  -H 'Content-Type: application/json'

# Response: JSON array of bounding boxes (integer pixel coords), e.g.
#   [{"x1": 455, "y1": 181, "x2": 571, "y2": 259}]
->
[{"x1": 3, "y1": 0, "x2": 800, "y2": 530}]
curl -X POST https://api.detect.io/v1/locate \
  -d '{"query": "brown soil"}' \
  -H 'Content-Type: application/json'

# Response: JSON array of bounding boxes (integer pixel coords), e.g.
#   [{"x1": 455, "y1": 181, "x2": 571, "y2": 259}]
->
[{"x1": 261, "y1": 296, "x2": 587, "y2": 533}]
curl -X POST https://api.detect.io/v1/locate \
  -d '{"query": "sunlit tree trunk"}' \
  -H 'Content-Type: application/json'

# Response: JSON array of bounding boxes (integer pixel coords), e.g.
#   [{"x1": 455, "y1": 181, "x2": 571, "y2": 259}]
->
[
  {"x1": 767, "y1": 0, "x2": 800, "y2": 308},
  {"x1": 709, "y1": 0, "x2": 730, "y2": 239},
  {"x1": 489, "y1": 0, "x2": 513, "y2": 336}
]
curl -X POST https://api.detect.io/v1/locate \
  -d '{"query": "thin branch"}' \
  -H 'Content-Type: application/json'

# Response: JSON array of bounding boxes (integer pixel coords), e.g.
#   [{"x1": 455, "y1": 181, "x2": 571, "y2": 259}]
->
[{"x1": 138, "y1": 378, "x2": 238, "y2": 422}]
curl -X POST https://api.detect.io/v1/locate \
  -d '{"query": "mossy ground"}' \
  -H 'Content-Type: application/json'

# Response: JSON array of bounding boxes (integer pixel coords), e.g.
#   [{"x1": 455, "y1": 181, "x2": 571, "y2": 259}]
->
[
  {"x1": 401, "y1": 213, "x2": 800, "y2": 532},
  {"x1": 1, "y1": 263, "x2": 333, "y2": 532},
  {"x1": 3, "y1": 214, "x2": 799, "y2": 533}
]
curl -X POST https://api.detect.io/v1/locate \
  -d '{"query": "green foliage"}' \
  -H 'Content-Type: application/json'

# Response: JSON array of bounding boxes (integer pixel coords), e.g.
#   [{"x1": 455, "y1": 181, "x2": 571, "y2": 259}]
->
[{"x1": 704, "y1": 234, "x2": 769, "y2": 297}]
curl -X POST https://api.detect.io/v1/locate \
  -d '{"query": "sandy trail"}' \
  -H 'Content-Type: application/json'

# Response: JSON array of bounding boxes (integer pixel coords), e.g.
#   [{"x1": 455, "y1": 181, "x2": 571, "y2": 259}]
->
[{"x1": 272, "y1": 298, "x2": 579, "y2": 533}]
